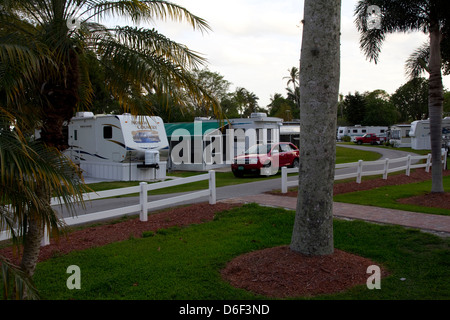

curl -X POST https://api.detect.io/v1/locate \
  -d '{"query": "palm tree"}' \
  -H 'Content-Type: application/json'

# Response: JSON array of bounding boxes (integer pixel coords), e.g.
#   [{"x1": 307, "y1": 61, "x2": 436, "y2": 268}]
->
[
  {"x1": 290, "y1": 0, "x2": 341, "y2": 256},
  {"x1": 0, "y1": 0, "x2": 215, "y2": 284},
  {"x1": 283, "y1": 67, "x2": 300, "y2": 108},
  {"x1": 355, "y1": 0, "x2": 450, "y2": 193},
  {"x1": 0, "y1": 111, "x2": 89, "y2": 297}
]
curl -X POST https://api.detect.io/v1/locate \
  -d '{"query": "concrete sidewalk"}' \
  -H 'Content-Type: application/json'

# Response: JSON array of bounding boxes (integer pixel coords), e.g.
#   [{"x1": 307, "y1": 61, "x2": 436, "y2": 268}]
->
[{"x1": 220, "y1": 193, "x2": 450, "y2": 237}]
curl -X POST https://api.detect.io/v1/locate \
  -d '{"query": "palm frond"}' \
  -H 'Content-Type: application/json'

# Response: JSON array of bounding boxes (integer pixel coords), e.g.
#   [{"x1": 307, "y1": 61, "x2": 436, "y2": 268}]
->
[
  {"x1": 405, "y1": 42, "x2": 430, "y2": 79},
  {"x1": 0, "y1": 113, "x2": 90, "y2": 247},
  {"x1": 1, "y1": 256, "x2": 40, "y2": 300},
  {"x1": 82, "y1": 0, "x2": 210, "y2": 32},
  {"x1": 354, "y1": 0, "x2": 430, "y2": 63}
]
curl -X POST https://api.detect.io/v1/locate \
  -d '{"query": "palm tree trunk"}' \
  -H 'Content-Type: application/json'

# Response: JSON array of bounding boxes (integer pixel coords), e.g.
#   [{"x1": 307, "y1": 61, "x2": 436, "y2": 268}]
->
[
  {"x1": 428, "y1": 20, "x2": 444, "y2": 193},
  {"x1": 290, "y1": 0, "x2": 341, "y2": 256},
  {"x1": 20, "y1": 214, "x2": 43, "y2": 278}
]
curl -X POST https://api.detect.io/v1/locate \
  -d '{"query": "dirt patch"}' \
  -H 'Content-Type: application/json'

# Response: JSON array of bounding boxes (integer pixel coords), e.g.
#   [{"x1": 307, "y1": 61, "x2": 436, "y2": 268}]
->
[{"x1": 221, "y1": 246, "x2": 389, "y2": 298}]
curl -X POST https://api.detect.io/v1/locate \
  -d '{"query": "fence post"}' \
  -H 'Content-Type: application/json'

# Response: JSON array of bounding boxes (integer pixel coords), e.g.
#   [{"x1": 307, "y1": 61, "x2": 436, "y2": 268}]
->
[
  {"x1": 41, "y1": 225, "x2": 50, "y2": 247},
  {"x1": 356, "y1": 160, "x2": 363, "y2": 183},
  {"x1": 209, "y1": 170, "x2": 216, "y2": 205},
  {"x1": 443, "y1": 149, "x2": 448, "y2": 170},
  {"x1": 281, "y1": 166, "x2": 287, "y2": 193},
  {"x1": 426, "y1": 153, "x2": 432, "y2": 172},
  {"x1": 140, "y1": 182, "x2": 148, "y2": 222},
  {"x1": 406, "y1": 155, "x2": 411, "y2": 176},
  {"x1": 383, "y1": 158, "x2": 389, "y2": 180}
]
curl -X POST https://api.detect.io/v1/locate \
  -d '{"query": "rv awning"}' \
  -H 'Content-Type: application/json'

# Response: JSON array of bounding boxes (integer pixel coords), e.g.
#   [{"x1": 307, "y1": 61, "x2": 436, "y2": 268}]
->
[{"x1": 164, "y1": 121, "x2": 228, "y2": 141}]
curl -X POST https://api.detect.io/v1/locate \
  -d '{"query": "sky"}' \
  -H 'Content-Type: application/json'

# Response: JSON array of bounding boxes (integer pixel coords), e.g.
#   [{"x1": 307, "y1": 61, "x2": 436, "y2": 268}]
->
[{"x1": 140, "y1": 0, "x2": 450, "y2": 108}]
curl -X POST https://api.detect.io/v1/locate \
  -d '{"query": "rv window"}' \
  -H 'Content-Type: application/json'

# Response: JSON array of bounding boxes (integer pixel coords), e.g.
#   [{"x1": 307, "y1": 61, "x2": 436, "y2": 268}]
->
[
  {"x1": 74, "y1": 130, "x2": 77, "y2": 141},
  {"x1": 353, "y1": 129, "x2": 357, "y2": 133},
  {"x1": 362, "y1": 129, "x2": 366, "y2": 133},
  {"x1": 406, "y1": 130, "x2": 410, "y2": 137},
  {"x1": 103, "y1": 126, "x2": 113, "y2": 139},
  {"x1": 381, "y1": 129, "x2": 385, "y2": 133}
]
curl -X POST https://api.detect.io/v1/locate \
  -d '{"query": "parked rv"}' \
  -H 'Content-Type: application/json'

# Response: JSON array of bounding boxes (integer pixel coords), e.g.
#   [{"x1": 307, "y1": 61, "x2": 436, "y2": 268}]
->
[
  {"x1": 337, "y1": 125, "x2": 388, "y2": 142},
  {"x1": 389, "y1": 124, "x2": 412, "y2": 148},
  {"x1": 65, "y1": 112, "x2": 168, "y2": 164},
  {"x1": 64, "y1": 112, "x2": 169, "y2": 181},
  {"x1": 409, "y1": 117, "x2": 450, "y2": 150}
]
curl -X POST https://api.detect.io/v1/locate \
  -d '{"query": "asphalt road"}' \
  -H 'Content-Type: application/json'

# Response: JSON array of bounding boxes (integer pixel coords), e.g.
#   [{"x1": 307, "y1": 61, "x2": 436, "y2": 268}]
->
[{"x1": 53, "y1": 144, "x2": 422, "y2": 222}]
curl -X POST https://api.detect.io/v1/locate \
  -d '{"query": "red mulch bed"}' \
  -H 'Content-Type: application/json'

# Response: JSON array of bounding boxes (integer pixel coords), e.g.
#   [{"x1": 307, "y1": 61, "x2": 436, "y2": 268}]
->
[
  {"x1": 221, "y1": 246, "x2": 389, "y2": 298},
  {"x1": 1, "y1": 168, "x2": 448, "y2": 298}
]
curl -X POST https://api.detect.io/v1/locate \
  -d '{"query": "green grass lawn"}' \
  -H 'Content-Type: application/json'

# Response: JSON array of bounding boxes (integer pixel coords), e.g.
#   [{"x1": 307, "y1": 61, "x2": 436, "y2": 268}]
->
[
  {"x1": 32, "y1": 204, "x2": 450, "y2": 300},
  {"x1": 337, "y1": 142, "x2": 431, "y2": 156},
  {"x1": 333, "y1": 175, "x2": 450, "y2": 216}
]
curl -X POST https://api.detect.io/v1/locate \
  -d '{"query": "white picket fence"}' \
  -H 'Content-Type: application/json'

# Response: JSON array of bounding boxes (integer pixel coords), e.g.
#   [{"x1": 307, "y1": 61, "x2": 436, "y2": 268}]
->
[
  {"x1": 0, "y1": 170, "x2": 217, "y2": 245},
  {"x1": 281, "y1": 151, "x2": 448, "y2": 193}
]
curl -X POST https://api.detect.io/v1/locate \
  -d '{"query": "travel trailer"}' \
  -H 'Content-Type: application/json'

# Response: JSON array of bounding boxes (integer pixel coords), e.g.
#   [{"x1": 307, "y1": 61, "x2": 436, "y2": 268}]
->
[
  {"x1": 337, "y1": 125, "x2": 388, "y2": 142},
  {"x1": 64, "y1": 112, "x2": 168, "y2": 180},
  {"x1": 389, "y1": 124, "x2": 412, "y2": 148},
  {"x1": 409, "y1": 117, "x2": 450, "y2": 150}
]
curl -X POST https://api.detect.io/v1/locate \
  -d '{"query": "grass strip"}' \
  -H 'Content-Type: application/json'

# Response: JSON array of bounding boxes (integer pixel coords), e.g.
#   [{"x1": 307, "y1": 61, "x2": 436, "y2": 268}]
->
[{"x1": 333, "y1": 175, "x2": 450, "y2": 216}]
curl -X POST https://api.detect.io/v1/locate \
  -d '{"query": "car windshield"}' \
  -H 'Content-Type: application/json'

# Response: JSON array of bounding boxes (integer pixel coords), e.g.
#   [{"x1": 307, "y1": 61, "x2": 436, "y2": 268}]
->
[{"x1": 245, "y1": 144, "x2": 272, "y2": 155}]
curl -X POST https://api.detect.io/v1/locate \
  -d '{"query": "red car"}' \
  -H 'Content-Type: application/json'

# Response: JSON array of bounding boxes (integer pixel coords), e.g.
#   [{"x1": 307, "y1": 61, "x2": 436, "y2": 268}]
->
[{"x1": 231, "y1": 142, "x2": 299, "y2": 177}]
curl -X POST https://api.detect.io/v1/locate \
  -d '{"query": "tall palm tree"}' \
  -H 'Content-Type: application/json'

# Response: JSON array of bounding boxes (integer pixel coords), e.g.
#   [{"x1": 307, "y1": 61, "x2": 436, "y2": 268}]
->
[
  {"x1": 290, "y1": 0, "x2": 341, "y2": 256},
  {"x1": 355, "y1": 0, "x2": 450, "y2": 193},
  {"x1": 0, "y1": 0, "x2": 216, "y2": 283},
  {"x1": 283, "y1": 67, "x2": 300, "y2": 110}
]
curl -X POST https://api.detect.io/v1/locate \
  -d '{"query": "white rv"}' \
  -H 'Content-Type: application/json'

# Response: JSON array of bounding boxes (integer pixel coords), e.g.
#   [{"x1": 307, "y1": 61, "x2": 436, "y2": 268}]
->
[
  {"x1": 65, "y1": 112, "x2": 168, "y2": 181},
  {"x1": 337, "y1": 125, "x2": 388, "y2": 142},
  {"x1": 389, "y1": 124, "x2": 412, "y2": 148},
  {"x1": 409, "y1": 117, "x2": 450, "y2": 150}
]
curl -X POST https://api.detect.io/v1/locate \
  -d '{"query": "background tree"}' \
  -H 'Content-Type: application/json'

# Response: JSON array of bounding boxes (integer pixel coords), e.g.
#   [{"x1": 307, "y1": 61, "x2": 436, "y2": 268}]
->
[
  {"x1": 355, "y1": 0, "x2": 450, "y2": 193},
  {"x1": 284, "y1": 67, "x2": 300, "y2": 110},
  {"x1": 267, "y1": 93, "x2": 297, "y2": 120},
  {"x1": 290, "y1": 0, "x2": 341, "y2": 256},
  {"x1": 363, "y1": 90, "x2": 398, "y2": 126},
  {"x1": 189, "y1": 68, "x2": 230, "y2": 119},
  {"x1": 232, "y1": 87, "x2": 261, "y2": 117},
  {"x1": 342, "y1": 91, "x2": 366, "y2": 125},
  {"x1": 391, "y1": 77, "x2": 429, "y2": 122}
]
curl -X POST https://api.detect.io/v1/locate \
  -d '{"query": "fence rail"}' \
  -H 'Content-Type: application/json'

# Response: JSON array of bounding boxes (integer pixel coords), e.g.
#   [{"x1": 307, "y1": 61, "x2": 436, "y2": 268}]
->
[
  {"x1": 281, "y1": 151, "x2": 448, "y2": 193},
  {"x1": 1, "y1": 170, "x2": 216, "y2": 245}
]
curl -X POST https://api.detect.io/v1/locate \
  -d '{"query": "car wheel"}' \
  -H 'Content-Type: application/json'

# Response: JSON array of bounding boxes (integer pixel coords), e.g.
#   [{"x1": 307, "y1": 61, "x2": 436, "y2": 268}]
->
[
  {"x1": 292, "y1": 158, "x2": 299, "y2": 168},
  {"x1": 357, "y1": 141, "x2": 362, "y2": 145}
]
